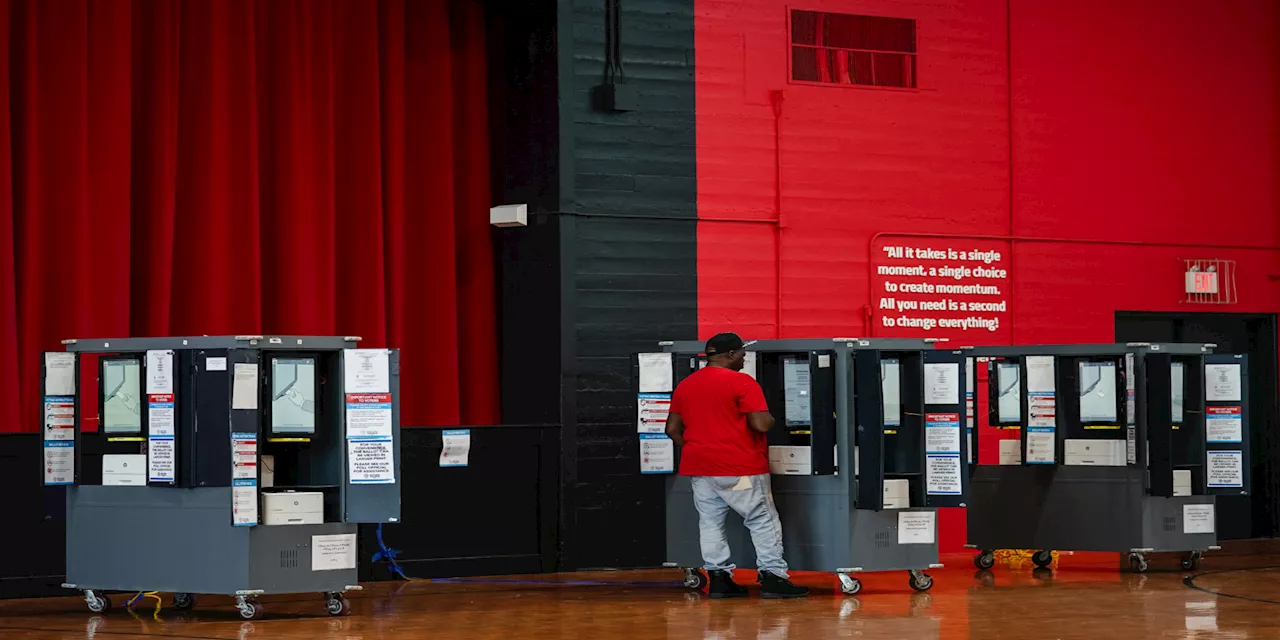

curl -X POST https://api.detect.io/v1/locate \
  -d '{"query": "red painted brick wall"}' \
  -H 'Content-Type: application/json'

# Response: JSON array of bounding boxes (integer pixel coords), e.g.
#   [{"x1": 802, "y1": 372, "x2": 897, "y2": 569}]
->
[{"x1": 696, "y1": 0, "x2": 1280, "y2": 552}]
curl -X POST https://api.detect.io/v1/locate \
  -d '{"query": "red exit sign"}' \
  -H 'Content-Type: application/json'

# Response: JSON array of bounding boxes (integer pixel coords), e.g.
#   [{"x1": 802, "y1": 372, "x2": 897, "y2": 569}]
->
[{"x1": 1185, "y1": 270, "x2": 1219, "y2": 294}]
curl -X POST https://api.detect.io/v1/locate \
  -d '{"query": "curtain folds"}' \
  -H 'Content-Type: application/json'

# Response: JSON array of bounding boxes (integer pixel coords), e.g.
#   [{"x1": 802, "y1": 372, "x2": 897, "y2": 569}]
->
[{"x1": 0, "y1": 0, "x2": 498, "y2": 432}]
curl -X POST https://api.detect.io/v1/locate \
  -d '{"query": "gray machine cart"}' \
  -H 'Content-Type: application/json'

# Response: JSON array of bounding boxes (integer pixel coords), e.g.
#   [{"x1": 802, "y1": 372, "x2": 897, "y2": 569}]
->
[
  {"x1": 42, "y1": 336, "x2": 402, "y2": 619},
  {"x1": 639, "y1": 338, "x2": 971, "y2": 595},
  {"x1": 960, "y1": 343, "x2": 1246, "y2": 573}
]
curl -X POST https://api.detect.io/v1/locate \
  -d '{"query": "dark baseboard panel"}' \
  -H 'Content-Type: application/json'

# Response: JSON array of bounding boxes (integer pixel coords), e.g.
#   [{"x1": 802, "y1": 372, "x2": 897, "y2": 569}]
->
[{"x1": 0, "y1": 425, "x2": 560, "y2": 600}]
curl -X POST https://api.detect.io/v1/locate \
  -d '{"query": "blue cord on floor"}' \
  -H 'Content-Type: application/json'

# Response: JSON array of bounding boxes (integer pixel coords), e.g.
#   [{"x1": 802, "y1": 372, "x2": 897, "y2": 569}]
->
[{"x1": 373, "y1": 523, "x2": 420, "y2": 581}]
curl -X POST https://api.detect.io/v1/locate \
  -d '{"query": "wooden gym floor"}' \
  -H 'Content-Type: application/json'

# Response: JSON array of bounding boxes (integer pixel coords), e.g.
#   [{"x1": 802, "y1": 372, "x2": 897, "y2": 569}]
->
[{"x1": 3, "y1": 552, "x2": 1280, "y2": 639}]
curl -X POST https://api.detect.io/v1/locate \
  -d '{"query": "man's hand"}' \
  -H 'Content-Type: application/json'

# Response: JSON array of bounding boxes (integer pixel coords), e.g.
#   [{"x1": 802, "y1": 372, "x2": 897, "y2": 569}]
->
[{"x1": 665, "y1": 413, "x2": 686, "y2": 446}]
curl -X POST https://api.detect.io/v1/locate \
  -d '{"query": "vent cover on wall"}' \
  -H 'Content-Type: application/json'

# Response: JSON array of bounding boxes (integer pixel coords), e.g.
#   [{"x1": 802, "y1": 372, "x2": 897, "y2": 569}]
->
[{"x1": 789, "y1": 10, "x2": 917, "y2": 89}]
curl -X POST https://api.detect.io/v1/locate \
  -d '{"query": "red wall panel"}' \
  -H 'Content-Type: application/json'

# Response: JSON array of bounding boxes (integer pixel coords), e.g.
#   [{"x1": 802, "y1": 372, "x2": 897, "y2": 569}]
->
[{"x1": 697, "y1": 0, "x2": 1280, "y2": 553}]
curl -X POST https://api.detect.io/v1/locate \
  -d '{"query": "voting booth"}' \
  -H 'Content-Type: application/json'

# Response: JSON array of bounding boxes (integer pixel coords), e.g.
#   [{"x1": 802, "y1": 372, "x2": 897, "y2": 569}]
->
[
  {"x1": 42, "y1": 336, "x2": 401, "y2": 619},
  {"x1": 638, "y1": 338, "x2": 970, "y2": 595},
  {"x1": 961, "y1": 343, "x2": 1248, "y2": 572}
]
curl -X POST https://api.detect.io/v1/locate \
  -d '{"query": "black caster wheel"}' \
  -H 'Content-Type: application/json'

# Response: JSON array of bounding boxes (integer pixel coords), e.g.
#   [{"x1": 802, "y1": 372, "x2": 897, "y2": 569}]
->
[
  {"x1": 837, "y1": 573, "x2": 862, "y2": 595},
  {"x1": 974, "y1": 551, "x2": 995, "y2": 570},
  {"x1": 1129, "y1": 553, "x2": 1149, "y2": 574},
  {"x1": 1181, "y1": 551, "x2": 1203, "y2": 571},
  {"x1": 683, "y1": 569, "x2": 708, "y2": 591},
  {"x1": 172, "y1": 593, "x2": 196, "y2": 611},
  {"x1": 909, "y1": 571, "x2": 934, "y2": 592},
  {"x1": 325, "y1": 596, "x2": 351, "y2": 616},
  {"x1": 1032, "y1": 550, "x2": 1053, "y2": 568},
  {"x1": 87, "y1": 594, "x2": 111, "y2": 614},
  {"x1": 237, "y1": 600, "x2": 263, "y2": 620}
]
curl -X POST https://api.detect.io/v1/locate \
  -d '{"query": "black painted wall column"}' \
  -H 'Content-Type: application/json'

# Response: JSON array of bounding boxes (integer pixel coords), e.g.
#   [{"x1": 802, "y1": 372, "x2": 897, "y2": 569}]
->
[{"x1": 491, "y1": 0, "x2": 698, "y2": 569}]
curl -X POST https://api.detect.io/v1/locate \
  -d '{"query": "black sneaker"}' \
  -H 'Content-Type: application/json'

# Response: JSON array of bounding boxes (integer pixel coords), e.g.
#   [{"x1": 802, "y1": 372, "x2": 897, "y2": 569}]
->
[
  {"x1": 707, "y1": 570, "x2": 749, "y2": 599},
  {"x1": 759, "y1": 571, "x2": 809, "y2": 599}
]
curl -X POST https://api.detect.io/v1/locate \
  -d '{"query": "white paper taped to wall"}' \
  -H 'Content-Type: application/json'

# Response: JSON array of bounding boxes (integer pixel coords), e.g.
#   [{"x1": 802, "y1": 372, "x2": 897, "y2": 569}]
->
[
  {"x1": 232, "y1": 363, "x2": 259, "y2": 410},
  {"x1": 344, "y1": 349, "x2": 391, "y2": 394},
  {"x1": 638, "y1": 353, "x2": 674, "y2": 393},
  {"x1": 1205, "y1": 363, "x2": 1242, "y2": 402},
  {"x1": 44, "y1": 352, "x2": 76, "y2": 396},
  {"x1": 924, "y1": 363, "x2": 960, "y2": 405}
]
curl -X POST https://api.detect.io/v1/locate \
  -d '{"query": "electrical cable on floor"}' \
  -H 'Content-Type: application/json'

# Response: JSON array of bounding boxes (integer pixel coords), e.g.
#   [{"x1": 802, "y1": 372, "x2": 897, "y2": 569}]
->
[
  {"x1": 126, "y1": 591, "x2": 163, "y2": 620},
  {"x1": 373, "y1": 523, "x2": 426, "y2": 582}
]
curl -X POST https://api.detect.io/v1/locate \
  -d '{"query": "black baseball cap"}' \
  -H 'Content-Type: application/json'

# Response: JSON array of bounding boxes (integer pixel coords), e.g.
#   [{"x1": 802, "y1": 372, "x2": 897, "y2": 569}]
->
[{"x1": 705, "y1": 333, "x2": 756, "y2": 356}]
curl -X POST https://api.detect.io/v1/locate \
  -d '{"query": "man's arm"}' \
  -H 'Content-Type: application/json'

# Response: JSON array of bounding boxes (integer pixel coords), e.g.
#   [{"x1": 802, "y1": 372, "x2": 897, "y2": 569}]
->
[
  {"x1": 746, "y1": 411, "x2": 775, "y2": 434},
  {"x1": 665, "y1": 412, "x2": 686, "y2": 446}
]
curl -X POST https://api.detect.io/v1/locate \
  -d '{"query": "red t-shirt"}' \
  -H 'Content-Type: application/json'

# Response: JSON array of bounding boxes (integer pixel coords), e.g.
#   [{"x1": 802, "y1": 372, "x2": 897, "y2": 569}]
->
[{"x1": 670, "y1": 366, "x2": 771, "y2": 476}]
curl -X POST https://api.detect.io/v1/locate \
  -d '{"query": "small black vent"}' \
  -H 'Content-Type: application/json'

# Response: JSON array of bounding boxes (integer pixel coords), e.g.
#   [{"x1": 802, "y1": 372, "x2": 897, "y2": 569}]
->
[
  {"x1": 875, "y1": 531, "x2": 892, "y2": 548},
  {"x1": 1163, "y1": 516, "x2": 1177, "y2": 532},
  {"x1": 280, "y1": 549, "x2": 299, "y2": 569},
  {"x1": 790, "y1": 10, "x2": 917, "y2": 89}
]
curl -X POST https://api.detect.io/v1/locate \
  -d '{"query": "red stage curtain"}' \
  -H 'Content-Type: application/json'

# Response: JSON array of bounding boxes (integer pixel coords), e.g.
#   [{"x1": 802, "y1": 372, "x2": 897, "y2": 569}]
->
[{"x1": 0, "y1": 0, "x2": 499, "y2": 433}]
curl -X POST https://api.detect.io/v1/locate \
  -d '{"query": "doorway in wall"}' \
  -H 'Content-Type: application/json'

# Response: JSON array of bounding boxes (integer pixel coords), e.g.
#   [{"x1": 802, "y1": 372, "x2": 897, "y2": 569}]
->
[{"x1": 1115, "y1": 312, "x2": 1279, "y2": 540}]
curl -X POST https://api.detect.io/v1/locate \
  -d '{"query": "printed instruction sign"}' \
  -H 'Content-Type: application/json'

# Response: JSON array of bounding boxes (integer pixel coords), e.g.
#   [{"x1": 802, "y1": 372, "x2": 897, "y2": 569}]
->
[
  {"x1": 349, "y1": 438, "x2": 396, "y2": 482},
  {"x1": 1206, "y1": 406, "x2": 1243, "y2": 443},
  {"x1": 924, "y1": 363, "x2": 960, "y2": 405},
  {"x1": 345, "y1": 393, "x2": 393, "y2": 438},
  {"x1": 925, "y1": 413, "x2": 962, "y2": 495},
  {"x1": 1205, "y1": 364, "x2": 1242, "y2": 402},
  {"x1": 44, "y1": 441, "x2": 75, "y2": 485},
  {"x1": 439, "y1": 429, "x2": 470, "y2": 468},
  {"x1": 44, "y1": 396, "x2": 75, "y2": 442},
  {"x1": 148, "y1": 394, "x2": 175, "y2": 437},
  {"x1": 145, "y1": 350, "x2": 174, "y2": 395},
  {"x1": 232, "y1": 479, "x2": 258, "y2": 526},
  {"x1": 312, "y1": 534, "x2": 358, "y2": 571},
  {"x1": 43, "y1": 352, "x2": 77, "y2": 486},
  {"x1": 147, "y1": 437, "x2": 175, "y2": 483},
  {"x1": 1183, "y1": 504, "x2": 1216, "y2": 535},
  {"x1": 231, "y1": 432, "x2": 258, "y2": 480},
  {"x1": 344, "y1": 349, "x2": 391, "y2": 394},
  {"x1": 898, "y1": 511, "x2": 936, "y2": 545},
  {"x1": 639, "y1": 433, "x2": 675, "y2": 474},
  {"x1": 966, "y1": 358, "x2": 975, "y2": 464},
  {"x1": 1025, "y1": 356, "x2": 1056, "y2": 464},
  {"x1": 1207, "y1": 450, "x2": 1244, "y2": 488},
  {"x1": 231, "y1": 432, "x2": 260, "y2": 526},
  {"x1": 926, "y1": 455, "x2": 962, "y2": 495},
  {"x1": 925, "y1": 413, "x2": 961, "y2": 454},
  {"x1": 637, "y1": 393, "x2": 671, "y2": 434}
]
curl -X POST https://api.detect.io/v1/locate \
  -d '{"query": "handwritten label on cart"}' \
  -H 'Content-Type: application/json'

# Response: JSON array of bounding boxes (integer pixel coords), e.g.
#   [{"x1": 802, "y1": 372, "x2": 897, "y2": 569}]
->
[
  {"x1": 897, "y1": 511, "x2": 936, "y2": 545},
  {"x1": 1183, "y1": 504, "x2": 1215, "y2": 535},
  {"x1": 312, "y1": 534, "x2": 358, "y2": 571}
]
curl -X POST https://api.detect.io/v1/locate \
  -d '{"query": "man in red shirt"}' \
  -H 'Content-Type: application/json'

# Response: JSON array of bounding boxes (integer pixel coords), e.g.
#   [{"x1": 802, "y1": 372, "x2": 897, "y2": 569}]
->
[{"x1": 665, "y1": 333, "x2": 808, "y2": 599}]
